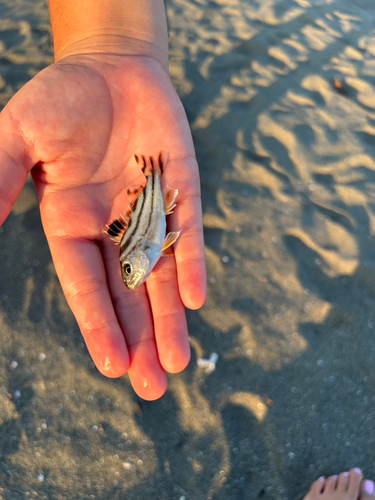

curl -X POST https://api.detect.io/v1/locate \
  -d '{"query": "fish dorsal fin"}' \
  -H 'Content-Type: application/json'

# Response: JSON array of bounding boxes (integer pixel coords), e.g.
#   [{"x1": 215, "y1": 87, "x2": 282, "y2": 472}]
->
[
  {"x1": 104, "y1": 213, "x2": 130, "y2": 245},
  {"x1": 163, "y1": 186, "x2": 179, "y2": 215},
  {"x1": 127, "y1": 185, "x2": 143, "y2": 210},
  {"x1": 162, "y1": 231, "x2": 181, "y2": 255},
  {"x1": 104, "y1": 185, "x2": 144, "y2": 245},
  {"x1": 134, "y1": 151, "x2": 168, "y2": 177}
]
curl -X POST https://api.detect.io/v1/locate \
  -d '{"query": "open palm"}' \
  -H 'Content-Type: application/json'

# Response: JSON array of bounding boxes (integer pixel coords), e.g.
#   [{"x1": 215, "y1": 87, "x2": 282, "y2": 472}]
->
[{"x1": 0, "y1": 54, "x2": 206, "y2": 400}]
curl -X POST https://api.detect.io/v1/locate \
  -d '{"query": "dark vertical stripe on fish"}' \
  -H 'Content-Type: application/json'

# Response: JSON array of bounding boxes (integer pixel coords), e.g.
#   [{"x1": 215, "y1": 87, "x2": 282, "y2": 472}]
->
[
  {"x1": 142, "y1": 169, "x2": 156, "y2": 242},
  {"x1": 120, "y1": 172, "x2": 155, "y2": 257},
  {"x1": 120, "y1": 190, "x2": 147, "y2": 253}
]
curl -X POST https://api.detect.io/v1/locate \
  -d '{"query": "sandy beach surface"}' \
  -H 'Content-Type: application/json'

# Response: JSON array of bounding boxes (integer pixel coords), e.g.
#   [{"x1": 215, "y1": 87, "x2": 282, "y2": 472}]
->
[{"x1": 1, "y1": 0, "x2": 375, "y2": 498}]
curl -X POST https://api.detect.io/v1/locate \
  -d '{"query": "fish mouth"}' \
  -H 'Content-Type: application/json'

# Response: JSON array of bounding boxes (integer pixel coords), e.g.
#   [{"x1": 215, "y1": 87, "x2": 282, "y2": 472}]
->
[
  {"x1": 123, "y1": 280, "x2": 137, "y2": 290},
  {"x1": 122, "y1": 273, "x2": 145, "y2": 290}
]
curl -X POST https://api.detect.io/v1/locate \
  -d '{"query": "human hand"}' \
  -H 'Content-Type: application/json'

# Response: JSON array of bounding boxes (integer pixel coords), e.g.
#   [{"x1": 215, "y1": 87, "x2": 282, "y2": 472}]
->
[{"x1": 0, "y1": 54, "x2": 206, "y2": 400}]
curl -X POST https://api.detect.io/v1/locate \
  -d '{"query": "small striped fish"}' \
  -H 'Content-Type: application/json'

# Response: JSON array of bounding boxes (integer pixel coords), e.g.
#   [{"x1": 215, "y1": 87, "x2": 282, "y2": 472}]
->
[{"x1": 104, "y1": 153, "x2": 180, "y2": 290}]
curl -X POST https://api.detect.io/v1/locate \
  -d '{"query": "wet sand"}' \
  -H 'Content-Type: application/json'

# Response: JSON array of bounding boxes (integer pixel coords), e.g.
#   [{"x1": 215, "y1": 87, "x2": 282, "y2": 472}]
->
[{"x1": 1, "y1": 0, "x2": 375, "y2": 498}]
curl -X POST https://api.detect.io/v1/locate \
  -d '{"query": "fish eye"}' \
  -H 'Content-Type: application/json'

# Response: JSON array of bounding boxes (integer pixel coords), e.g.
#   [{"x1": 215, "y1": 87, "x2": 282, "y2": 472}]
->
[{"x1": 123, "y1": 263, "x2": 132, "y2": 276}]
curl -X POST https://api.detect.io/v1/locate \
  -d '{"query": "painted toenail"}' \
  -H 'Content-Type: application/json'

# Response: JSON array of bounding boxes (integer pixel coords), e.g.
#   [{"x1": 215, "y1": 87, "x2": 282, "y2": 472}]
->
[
  {"x1": 363, "y1": 480, "x2": 374, "y2": 494},
  {"x1": 354, "y1": 468, "x2": 362, "y2": 475},
  {"x1": 343, "y1": 472, "x2": 349, "y2": 477}
]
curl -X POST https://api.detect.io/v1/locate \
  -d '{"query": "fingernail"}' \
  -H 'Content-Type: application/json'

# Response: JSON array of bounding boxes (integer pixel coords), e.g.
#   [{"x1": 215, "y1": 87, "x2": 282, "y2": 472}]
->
[{"x1": 363, "y1": 480, "x2": 374, "y2": 495}]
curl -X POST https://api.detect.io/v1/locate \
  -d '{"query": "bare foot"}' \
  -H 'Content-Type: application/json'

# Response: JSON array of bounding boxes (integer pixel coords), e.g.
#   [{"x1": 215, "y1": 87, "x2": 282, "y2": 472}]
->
[{"x1": 304, "y1": 469, "x2": 375, "y2": 500}]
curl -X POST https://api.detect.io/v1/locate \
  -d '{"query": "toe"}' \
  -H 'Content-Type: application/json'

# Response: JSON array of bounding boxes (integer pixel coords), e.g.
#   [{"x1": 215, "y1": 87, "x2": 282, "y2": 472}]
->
[
  {"x1": 337, "y1": 472, "x2": 350, "y2": 492},
  {"x1": 324, "y1": 475, "x2": 338, "y2": 493},
  {"x1": 359, "y1": 480, "x2": 375, "y2": 500},
  {"x1": 348, "y1": 468, "x2": 363, "y2": 498},
  {"x1": 306, "y1": 477, "x2": 325, "y2": 498}
]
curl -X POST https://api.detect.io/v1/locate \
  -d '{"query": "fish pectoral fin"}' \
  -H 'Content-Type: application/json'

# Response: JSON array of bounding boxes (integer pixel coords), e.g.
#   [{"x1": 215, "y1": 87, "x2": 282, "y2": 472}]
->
[
  {"x1": 163, "y1": 186, "x2": 179, "y2": 215},
  {"x1": 104, "y1": 214, "x2": 129, "y2": 245},
  {"x1": 162, "y1": 231, "x2": 181, "y2": 254},
  {"x1": 161, "y1": 247, "x2": 174, "y2": 257}
]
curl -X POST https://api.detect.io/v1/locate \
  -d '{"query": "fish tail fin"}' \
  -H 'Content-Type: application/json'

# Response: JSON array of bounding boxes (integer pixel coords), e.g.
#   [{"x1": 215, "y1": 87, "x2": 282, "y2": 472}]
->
[
  {"x1": 156, "y1": 151, "x2": 168, "y2": 175},
  {"x1": 134, "y1": 151, "x2": 167, "y2": 177}
]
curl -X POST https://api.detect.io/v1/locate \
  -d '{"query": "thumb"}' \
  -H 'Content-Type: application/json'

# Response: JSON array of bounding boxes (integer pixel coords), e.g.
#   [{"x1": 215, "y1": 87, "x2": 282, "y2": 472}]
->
[{"x1": 0, "y1": 107, "x2": 35, "y2": 224}]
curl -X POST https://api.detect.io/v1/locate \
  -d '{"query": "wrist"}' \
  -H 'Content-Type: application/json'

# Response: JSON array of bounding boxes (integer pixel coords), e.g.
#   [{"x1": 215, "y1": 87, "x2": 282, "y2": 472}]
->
[
  {"x1": 54, "y1": 33, "x2": 169, "y2": 70},
  {"x1": 49, "y1": 0, "x2": 169, "y2": 69}
]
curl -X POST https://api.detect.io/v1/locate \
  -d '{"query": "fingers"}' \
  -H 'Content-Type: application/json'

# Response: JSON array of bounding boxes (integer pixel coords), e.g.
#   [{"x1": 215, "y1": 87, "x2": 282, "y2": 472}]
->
[
  {"x1": 102, "y1": 242, "x2": 167, "y2": 400},
  {"x1": 0, "y1": 109, "x2": 35, "y2": 224},
  {"x1": 166, "y1": 156, "x2": 207, "y2": 310},
  {"x1": 47, "y1": 236, "x2": 129, "y2": 378},
  {"x1": 146, "y1": 256, "x2": 190, "y2": 374}
]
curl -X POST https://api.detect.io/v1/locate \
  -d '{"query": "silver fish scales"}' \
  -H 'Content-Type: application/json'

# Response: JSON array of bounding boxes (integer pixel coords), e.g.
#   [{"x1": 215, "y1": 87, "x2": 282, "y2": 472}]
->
[{"x1": 104, "y1": 153, "x2": 180, "y2": 290}]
